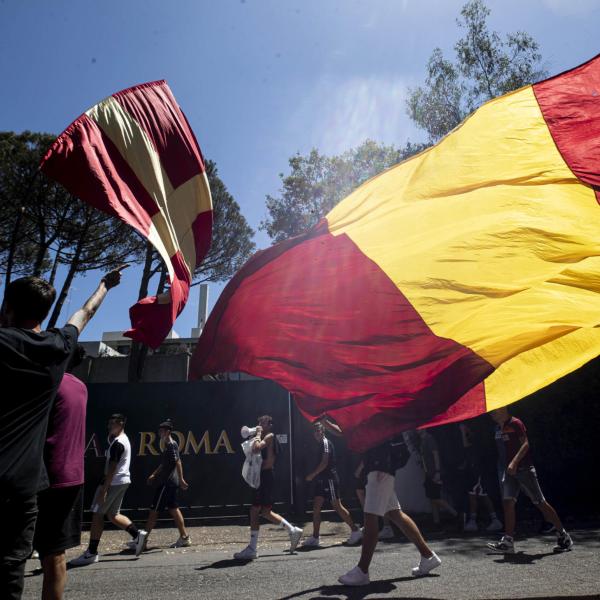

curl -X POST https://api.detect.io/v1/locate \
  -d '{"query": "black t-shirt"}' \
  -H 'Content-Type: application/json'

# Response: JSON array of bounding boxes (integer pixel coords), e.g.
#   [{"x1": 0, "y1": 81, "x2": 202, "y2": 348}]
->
[
  {"x1": 158, "y1": 439, "x2": 180, "y2": 487},
  {"x1": 0, "y1": 325, "x2": 78, "y2": 498},
  {"x1": 315, "y1": 436, "x2": 336, "y2": 480},
  {"x1": 364, "y1": 436, "x2": 410, "y2": 476}
]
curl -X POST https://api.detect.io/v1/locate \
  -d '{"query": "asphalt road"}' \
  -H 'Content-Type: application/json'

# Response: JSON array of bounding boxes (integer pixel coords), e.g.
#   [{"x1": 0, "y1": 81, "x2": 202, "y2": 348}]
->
[{"x1": 22, "y1": 525, "x2": 600, "y2": 600}]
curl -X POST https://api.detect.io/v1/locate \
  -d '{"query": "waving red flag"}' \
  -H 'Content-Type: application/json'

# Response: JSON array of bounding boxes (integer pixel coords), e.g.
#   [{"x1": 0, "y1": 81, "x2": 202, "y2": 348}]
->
[{"x1": 41, "y1": 81, "x2": 212, "y2": 348}]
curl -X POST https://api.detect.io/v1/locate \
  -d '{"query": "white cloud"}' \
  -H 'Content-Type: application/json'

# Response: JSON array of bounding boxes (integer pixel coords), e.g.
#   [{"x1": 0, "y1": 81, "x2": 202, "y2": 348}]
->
[{"x1": 289, "y1": 75, "x2": 420, "y2": 155}]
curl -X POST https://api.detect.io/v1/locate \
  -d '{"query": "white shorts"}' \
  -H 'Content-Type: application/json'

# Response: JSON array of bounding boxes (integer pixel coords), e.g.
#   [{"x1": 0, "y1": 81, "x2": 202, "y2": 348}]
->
[{"x1": 363, "y1": 471, "x2": 401, "y2": 517}]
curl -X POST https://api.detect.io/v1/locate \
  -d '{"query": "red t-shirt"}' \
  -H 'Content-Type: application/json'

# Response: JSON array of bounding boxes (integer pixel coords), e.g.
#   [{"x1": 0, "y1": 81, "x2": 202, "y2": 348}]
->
[
  {"x1": 44, "y1": 373, "x2": 87, "y2": 488},
  {"x1": 496, "y1": 416, "x2": 532, "y2": 469}
]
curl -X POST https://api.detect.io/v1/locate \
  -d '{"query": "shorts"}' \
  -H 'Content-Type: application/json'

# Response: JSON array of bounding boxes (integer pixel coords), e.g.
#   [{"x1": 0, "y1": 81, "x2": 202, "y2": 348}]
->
[
  {"x1": 0, "y1": 494, "x2": 37, "y2": 600},
  {"x1": 34, "y1": 485, "x2": 83, "y2": 558},
  {"x1": 91, "y1": 483, "x2": 130, "y2": 516},
  {"x1": 314, "y1": 473, "x2": 341, "y2": 503},
  {"x1": 424, "y1": 477, "x2": 442, "y2": 500},
  {"x1": 252, "y1": 469, "x2": 274, "y2": 509},
  {"x1": 465, "y1": 460, "x2": 487, "y2": 496},
  {"x1": 502, "y1": 466, "x2": 545, "y2": 505},
  {"x1": 150, "y1": 484, "x2": 179, "y2": 512},
  {"x1": 364, "y1": 471, "x2": 401, "y2": 517}
]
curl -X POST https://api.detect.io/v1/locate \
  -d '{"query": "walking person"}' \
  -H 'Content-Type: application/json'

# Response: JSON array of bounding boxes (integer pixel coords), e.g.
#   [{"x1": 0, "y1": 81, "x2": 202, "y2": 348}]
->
[
  {"x1": 338, "y1": 436, "x2": 441, "y2": 586},
  {"x1": 136, "y1": 420, "x2": 191, "y2": 550},
  {"x1": 415, "y1": 429, "x2": 458, "y2": 528},
  {"x1": 301, "y1": 422, "x2": 362, "y2": 547},
  {"x1": 70, "y1": 414, "x2": 147, "y2": 565},
  {"x1": 486, "y1": 407, "x2": 573, "y2": 554},
  {"x1": 234, "y1": 415, "x2": 302, "y2": 560},
  {"x1": 33, "y1": 345, "x2": 87, "y2": 600}
]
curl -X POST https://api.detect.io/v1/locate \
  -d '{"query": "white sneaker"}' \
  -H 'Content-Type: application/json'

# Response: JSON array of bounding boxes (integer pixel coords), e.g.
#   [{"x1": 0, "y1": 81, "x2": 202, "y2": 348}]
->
[
  {"x1": 412, "y1": 552, "x2": 441, "y2": 577},
  {"x1": 379, "y1": 525, "x2": 395, "y2": 539},
  {"x1": 289, "y1": 526, "x2": 303, "y2": 552},
  {"x1": 170, "y1": 535, "x2": 191, "y2": 548},
  {"x1": 301, "y1": 535, "x2": 321, "y2": 547},
  {"x1": 69, "y1": 551, "x2": 99, "y2": 566},
  {"x1": 234, "y1": 545, "x2": 258, "y2": 560},
  {"x1": 346, "y1": 529, "x2": 363, "y2": 545},
  {"x1": 464, "y1": 519, "x2": 478, "y2": 532},
  {"x1": 134, "y1": 530, "x2": 148, "y2": 556},
  {"x1": 486, "y1": 518, "x2": 503, "y2": 532},
  {"x1": 338, "y1": 565, "x2": 370, "y2": 586}
]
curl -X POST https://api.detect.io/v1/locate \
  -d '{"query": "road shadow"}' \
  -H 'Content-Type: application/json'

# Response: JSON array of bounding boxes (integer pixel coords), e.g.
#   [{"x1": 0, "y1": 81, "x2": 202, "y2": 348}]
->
[
  {"x1": 196, "y1": 552, "x2": 286, "y2": 571},
  {"x1": 488, "y1": 550, "x2": 563, "y2": 564},
  {"x1": 277, "y1": 575, "x2": 439, "y2": 600}
]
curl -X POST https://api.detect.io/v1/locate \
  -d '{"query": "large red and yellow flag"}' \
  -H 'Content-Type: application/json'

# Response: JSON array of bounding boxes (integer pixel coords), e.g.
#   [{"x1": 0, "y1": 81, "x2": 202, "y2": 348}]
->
[
  {"x1": 41, "y1": 81, "x2": 212, "y2": 348},
  {"x1": 191, "y1": 56, "x2": 600, "y2": 451}
]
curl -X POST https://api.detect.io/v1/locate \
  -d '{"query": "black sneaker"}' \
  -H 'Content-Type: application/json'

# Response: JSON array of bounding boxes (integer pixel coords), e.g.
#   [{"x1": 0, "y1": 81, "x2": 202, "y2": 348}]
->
[
  {"x1": 553, "y1": 532, "x2": 573, "y2": 552},
  {"x1": 486, "y1": 536, "x2": 515, "y2": 554}
]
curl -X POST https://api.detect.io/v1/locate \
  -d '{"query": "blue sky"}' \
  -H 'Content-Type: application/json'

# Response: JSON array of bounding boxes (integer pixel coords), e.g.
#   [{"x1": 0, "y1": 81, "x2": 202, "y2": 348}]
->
[{"x1": 1, "y1": 0, "x2": 598, "y2": 340}]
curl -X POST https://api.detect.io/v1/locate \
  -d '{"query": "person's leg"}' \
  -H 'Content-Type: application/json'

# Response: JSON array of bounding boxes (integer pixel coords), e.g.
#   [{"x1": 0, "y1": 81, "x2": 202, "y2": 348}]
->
[
  {"x1": 168, "y1": 508, "x2": 188, "y2": 538},
  {"x1": 357, "y1": 512, "x2": 379, "y2": 573},
  {"x1": 430, "y1": 500, "x2": 440, "y2": 524},
  {"x1": 1, "y1": 495, "x2": 38, "y2": 600},
  {"x1": 387, "y1": 510, "x2": 433, "y2": 558},
  {"x1": 332, "y1": 499, "x2": 358, "y2": 532},
  {"x1": 41, "y1": 552, "x2": 66, "y2": 600},
  {"x1": 503, "y1": 499, "x2": 516, "y2": 537},
  {"x1": 145, "y1": 510, "x2": 159, "y2": 537},
  {"x1": 312, "y1": 496, "x2": 325, "y2": 537},
  {"x1": 535, "y1": 501, "x2": 562, "y2": 529},
  {"x1": 88, "y1": 512, "x2": 105, "y2": 554}
]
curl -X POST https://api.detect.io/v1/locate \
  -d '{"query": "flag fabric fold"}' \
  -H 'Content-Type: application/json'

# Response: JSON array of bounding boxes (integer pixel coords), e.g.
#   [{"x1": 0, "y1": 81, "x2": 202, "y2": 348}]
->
[
  {"x1": 190, "y1": 55, "x2": 600, "y2": 451},
  {"x1": 41, "y1": 80, "x2": 212, "y2": 348}
]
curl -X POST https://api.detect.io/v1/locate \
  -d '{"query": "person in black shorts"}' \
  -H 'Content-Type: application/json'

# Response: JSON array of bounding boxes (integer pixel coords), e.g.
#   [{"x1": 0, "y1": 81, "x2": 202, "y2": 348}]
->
[
  {"x1": 139, "y1": 420, "x2": 190, "y2": 550},
  {"x1": 33, "y1": 345, "x2": 87, "y2": 600},
  {"x1": 234, "y1": 415, "x2": 303, "y2": 560},
  {"x1": 302, "y1": 422, "x2": 362, "y2": 547},
  {"x1": 0, "y1": 268, "x2": 125, "y2": 600}
]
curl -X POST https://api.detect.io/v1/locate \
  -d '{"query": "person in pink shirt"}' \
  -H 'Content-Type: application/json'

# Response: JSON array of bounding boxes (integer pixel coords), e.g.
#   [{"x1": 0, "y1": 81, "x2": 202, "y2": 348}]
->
[{"x1": 33, "y1": 345, "x2": 87, "y2": 600}]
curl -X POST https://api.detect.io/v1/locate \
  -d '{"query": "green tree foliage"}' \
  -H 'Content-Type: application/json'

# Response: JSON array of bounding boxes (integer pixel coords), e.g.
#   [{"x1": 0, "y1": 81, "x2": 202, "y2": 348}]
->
[
  {"x1": 406, "y1": 0, "x2": 547, "y2": 142},
  {"x1": 261, "y1": 140, "x2": 426, "y2": 243}
]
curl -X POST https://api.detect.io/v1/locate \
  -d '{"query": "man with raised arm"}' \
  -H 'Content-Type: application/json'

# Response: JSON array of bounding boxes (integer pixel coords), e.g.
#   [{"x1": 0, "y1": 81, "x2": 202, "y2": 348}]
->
[{"x1": 0, "y1": 267, "x2": 126, "y2": 600}]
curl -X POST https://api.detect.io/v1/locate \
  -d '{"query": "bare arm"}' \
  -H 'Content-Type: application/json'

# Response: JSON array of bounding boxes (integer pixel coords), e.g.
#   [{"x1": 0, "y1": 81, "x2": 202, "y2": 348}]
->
[
  {"x1": 306, "y1": 453, "x2": 329, "y2": 481},
  {"x1": 508, "y1": 437, "x2": 530, "y2": 474},
  {"x1": 176, "y1": 459, "x2": 188, "y2": 489},
  {"x1": 321, "y1": 417, "x2": 342, "y2": 437},
  {"x1": 67, "y1": 265, "x2": 127, "y2": 333},
  {"x1": 253, "y1": 431, "x2": 273, "y2": 453},
  {"x1": 102, "y1": 462, "x2": 118, "y2": 491}
]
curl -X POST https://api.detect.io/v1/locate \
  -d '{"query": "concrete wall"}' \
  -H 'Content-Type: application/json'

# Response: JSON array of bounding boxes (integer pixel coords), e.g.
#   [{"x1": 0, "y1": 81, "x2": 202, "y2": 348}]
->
[{"x1": 82, "y1": 354, "x2": 190, "y2": 383}]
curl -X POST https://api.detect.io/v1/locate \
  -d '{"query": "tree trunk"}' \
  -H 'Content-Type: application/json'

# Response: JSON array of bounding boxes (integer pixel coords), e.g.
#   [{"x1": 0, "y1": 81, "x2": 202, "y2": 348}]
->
[
  {"x1": 128, "y1": 242, "x2": 155, "y2": 382},
  {"x1": 3, "y1": 207, "x2": 24, "y2": 289},
  {"x1": 47, "y1": 246, "x2": 63, "y2": 288},
  {"x1": 46, "y1": 226, "x2": 88, "y2": 328},
  {"x1": 46, "y1": 255, "x2": 79, "y2": 328}
]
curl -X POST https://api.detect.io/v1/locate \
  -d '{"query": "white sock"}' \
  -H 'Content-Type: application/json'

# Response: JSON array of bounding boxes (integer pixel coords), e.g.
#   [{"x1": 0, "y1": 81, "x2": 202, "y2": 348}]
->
[
  {"x1": 469, "y1": 513, "x2": 477, "y2": 521},
  {"x1": 249, "y1": 530, "x2": 259, "y2": 551},
  {"x1": 279, "y1": 518, "x2": 294, "y2": 533},
  {"x1": 490, "y1": 512, "x2": 498, "y2": 520}
]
